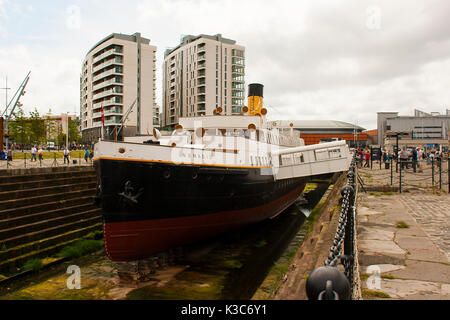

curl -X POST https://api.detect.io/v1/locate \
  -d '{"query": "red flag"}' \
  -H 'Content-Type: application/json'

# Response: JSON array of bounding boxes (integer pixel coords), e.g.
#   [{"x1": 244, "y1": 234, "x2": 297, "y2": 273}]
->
[{"x1": 101, "y1": 104, "x2": 105, "y2": 127}]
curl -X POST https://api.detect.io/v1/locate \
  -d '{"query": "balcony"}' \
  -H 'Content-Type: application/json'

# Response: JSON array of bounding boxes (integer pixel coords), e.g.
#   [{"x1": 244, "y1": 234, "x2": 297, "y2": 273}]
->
[
  {"x1": 92, "y1": 112, "x2": 102, "y2": 119},
  {"x1": 93, "y1": 57, "x2": 123, "y2": 74},
  {"x1": 93, "y1": 97, "x2": 123, "y2": 109},
  {"x1": 197, "y1": 62, "x2": 206, "y2": 69},
  {"x1": 232, "y1": 66, "x2": 244, "y2": 74},
  {"x1": 93, "y1": 47, "x2": 123, "y2": 64},
  {"x1": 93, "y1": 77, "x2": 123, "y2": 91},
  {"x1": 93, "y1": 67, "x2": 123, "y2": 82},
  {"x1": 231, "y1": 57, "x2": 245, "y2": 66},
  {"x1": 105, "y1": 107, "x2": 123, "y2": 115},
  {"x1": 197, "y1": 53, "x2": 206, "y2": 62},
  {"x1": 197, "y1": 70, "x2": 206, "y2": 78},
  {"x1": 93, "y1": 87, "x2": 123, "y2": 100}
]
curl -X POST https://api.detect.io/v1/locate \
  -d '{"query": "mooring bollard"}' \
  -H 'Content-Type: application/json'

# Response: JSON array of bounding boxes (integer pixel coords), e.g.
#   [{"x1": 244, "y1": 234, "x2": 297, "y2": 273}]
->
[{"x1": 306, "y1": 266, "x2": 350, "y2": 300}]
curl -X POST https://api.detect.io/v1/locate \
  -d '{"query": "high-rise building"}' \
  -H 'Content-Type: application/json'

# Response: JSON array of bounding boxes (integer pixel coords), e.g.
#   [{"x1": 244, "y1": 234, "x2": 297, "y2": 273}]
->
[
  {"x1": 80, "y1": 32, "x2": 157, "y2": 143},
  {"x1": 162, "y1": 34, "x2": 245, "y2": 129}
]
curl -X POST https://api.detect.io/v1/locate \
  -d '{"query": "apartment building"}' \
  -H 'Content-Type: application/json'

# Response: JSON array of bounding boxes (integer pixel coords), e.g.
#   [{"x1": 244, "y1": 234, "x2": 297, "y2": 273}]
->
[
  {"x1": 80, "y1": 32, "x2": 157, "y2": 143},
  {"x1": 162, "y1": 34, "x2": 245, "y2": 129}
]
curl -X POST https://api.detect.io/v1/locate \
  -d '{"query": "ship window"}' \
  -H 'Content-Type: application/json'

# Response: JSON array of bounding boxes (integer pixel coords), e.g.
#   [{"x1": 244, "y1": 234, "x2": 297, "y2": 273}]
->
[
  {"x1": 315, "y1": 149, "x2": 329, "y2": 161},
  {"x1": 328, "y1": 148, "x2": 341, "y2": 158}
]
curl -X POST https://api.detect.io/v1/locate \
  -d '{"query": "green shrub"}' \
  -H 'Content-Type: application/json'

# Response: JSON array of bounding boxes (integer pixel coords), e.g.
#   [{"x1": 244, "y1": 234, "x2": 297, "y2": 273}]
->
[
  {"x1": 57, "y1": 239, "x2": 103, "y2": 260},
  {"x1": 23, "y1": 259, "x2": 43, "y2": 272}
]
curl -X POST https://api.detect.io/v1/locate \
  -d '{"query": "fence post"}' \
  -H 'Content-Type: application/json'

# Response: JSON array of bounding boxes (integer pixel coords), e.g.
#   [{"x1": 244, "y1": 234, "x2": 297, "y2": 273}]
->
[
  {"x1": 439, "y1": 157, "x2": 442, "y2": 190},
  {"x1": 24, "y1": 152, "x2": 26, "y2": 168},
  {"x1": 390, "y1": 157, "x2": 393, "y2": 186},
  {"x1": 448, "y1": 157, "x2": 450, "y2": 194},
  {"x1": 432, "y1": 157, "x2": 434, "y2": 186},
  {"x1": 399, "y1": 160, "x2": 402, "y2": 193}
]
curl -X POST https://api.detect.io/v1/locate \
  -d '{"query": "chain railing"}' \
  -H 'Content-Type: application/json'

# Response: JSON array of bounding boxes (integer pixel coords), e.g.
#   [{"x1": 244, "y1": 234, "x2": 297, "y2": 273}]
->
[{"x1": 306, "y1": 153, "x2": 357, "y2": 300}]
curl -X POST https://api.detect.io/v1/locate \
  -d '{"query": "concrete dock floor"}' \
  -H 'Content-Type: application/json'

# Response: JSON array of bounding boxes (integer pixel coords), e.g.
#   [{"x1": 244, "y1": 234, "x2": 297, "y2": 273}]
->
[{"x1": 358, "y1": 166, "x2": 450, "y2": 300}]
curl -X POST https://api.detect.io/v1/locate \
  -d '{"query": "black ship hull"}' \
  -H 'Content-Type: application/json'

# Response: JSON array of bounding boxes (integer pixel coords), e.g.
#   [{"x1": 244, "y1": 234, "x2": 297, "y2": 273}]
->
[{"x1": 95, "y1": 158, "x2": 307, "y2": 261}]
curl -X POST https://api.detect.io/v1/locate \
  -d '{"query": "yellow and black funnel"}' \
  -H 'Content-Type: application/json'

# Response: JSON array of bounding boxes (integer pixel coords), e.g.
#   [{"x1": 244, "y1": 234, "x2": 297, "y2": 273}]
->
[{"x1": 247, "y1": 83, "x2": 265, "y2": 116}]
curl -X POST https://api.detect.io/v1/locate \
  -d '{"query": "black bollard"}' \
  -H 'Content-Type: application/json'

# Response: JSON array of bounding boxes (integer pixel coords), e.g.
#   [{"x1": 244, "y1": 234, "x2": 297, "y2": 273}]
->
[{"x1": 306, "y1": 266, "x2": 350, "y2": 300}]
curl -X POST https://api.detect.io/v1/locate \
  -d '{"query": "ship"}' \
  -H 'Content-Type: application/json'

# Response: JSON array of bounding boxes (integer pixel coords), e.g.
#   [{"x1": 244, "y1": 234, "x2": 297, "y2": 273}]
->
[{"x1": 93, "y1": 83, "x2": 351, "y2": 262}]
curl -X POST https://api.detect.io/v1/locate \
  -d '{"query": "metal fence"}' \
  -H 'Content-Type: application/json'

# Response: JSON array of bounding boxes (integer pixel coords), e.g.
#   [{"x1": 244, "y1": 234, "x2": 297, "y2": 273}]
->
[
  {"x1": 305, "y1": 153, "x2": 358, "y2": 300},
  {"x1": 358, "y1": 156, "x2": 449, "y2": 194},
  {"x1": 0, "y1": 152, "x2": 94, "y2": 170}
]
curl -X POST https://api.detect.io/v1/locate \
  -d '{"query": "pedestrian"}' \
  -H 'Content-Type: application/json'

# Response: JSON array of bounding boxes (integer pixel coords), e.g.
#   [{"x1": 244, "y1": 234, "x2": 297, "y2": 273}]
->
[
  {"x1": 418, "y1": 148, "x2": 424, "y2": 161},
  {"x1": 7, "y1": 149, "x2": 12, "y2": 161},
  {"x1": 31, "y1": 145, "x2": 37, "y2": 162},
  {"x1": 399, "y1": 146, "x2": 409, "y2": 169},
  {"x1": 38, "y1": 146, "x2": 43, "y2": 163},
  {"x1": 63, "y1": 147, "x2": 70, "y2": 164},
  {"x1": 89, "y1": 149, "x2": 94, "y2": 162},
  {"x1": 84, "y1": 149, "x2": 89, "y2": 163},
  {"x1": 364, "y1": 149, "x2": 370, "y2": 167},
  {"x1": 411, "y1": 147, "x2": 418, "y2": 172}
]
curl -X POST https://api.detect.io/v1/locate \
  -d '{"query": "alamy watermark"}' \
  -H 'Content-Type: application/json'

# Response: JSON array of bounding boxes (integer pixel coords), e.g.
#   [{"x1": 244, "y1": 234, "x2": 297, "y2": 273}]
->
[
  {"x1": 366, "y1": 5, "x2": 381, "y2": 30},
  {"x1": 366, "y1": 265, "x2": 381, "y2": 290},
  {"x1": 66, "y1": 265, "x2": 81, "y2": 289},
  {"x1": 66, "y1": 5, "x2": 81, "y2": 30}
]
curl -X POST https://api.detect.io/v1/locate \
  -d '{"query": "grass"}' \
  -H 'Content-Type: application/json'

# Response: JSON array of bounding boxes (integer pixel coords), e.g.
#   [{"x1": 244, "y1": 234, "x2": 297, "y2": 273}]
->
[
  {"x1": 362, "y1": 289, "x2": 391, "y2": 299},
  {"x1": 22, "y1": 259, "x2": 44, "y2": 272},
  {"x1": 381, "y1": 274, "x2": 396, "y2": 279},
  {"x1": 11, "y1": 151, "x2": 85, "y2": 160},
  {"x1": 359, "y1": 273, "x2": 370, "y2": 281},
  {"x1": 383, "y1": 192, "x2": 393, "y2": 196},
  {"x1": 223, "y1": 259, "x2": 243, "y2": 269},
  {"x1": 56, "y1": 239, "x2": 103, "y2": 260},
  {"x1": 395, "y1": 221, "x2": 410, "y2": 229}
]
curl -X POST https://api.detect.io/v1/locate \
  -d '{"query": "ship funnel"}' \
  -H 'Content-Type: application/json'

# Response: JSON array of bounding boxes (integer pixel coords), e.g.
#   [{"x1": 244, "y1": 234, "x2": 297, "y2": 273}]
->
[{"x1": 247, "y1": 83, "x2": 264, "y2": 116}]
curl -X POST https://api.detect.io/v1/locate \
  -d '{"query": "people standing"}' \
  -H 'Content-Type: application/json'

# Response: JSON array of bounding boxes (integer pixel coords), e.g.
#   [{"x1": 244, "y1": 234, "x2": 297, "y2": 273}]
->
[
  {"x1": 31, "y1": 145, "x2": 37, "y2": 162},
  {"x1": 63, "y1": 147, "x2": 70, "y2": 164},
  {"x1": 411, "y1": 147, "x2": 418, "y2": 172},
  {"x1": 364, "y1": 149, "x2": 370, "y2": 167},
  {"x1": 399, "y1": 146, "x2": 409, "y2": 169},
  {"x1": 38, "y1": 146, "x2": 43, "y2": 164},
  {"x1": 84, "y1": 149, "x2": 89, "y2": 163}
]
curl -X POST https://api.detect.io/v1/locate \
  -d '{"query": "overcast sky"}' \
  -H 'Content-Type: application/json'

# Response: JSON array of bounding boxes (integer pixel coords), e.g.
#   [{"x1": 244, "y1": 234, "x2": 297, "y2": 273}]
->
[{"x1": 1, "y1": 0, "x2": 449, "y2": 130}]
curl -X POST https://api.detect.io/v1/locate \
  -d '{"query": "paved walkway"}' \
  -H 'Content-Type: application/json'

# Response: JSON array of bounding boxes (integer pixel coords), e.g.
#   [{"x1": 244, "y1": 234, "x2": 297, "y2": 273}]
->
[
  {"x1": 0, "y1": 158, "x2": 93, "y2": 170},
  {"x1": 357, "y1": 172, "x2": 450, "y2": 299}
]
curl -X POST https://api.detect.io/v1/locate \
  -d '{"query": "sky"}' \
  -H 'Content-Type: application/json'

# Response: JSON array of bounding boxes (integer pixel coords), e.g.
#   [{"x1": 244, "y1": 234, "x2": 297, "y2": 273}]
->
[{"x1": 0, "y1": 0, "x2": 450, "y2": 130}]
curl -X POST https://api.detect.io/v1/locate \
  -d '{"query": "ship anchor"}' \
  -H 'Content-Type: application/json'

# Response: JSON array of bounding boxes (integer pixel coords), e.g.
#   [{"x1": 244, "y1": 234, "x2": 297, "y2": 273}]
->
[{"x1": 118, "y1": 180, "x2": 144, "y2": 206}]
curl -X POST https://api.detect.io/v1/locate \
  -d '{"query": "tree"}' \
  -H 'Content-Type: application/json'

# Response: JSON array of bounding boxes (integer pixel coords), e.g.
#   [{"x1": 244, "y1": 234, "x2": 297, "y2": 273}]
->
[
  {"x1": 7, "y1": 105, "x2": 31, "y2": 149},
  {"x1": 68, "y1": 117, "x2": 82, "y2": 144},
  {"x1": 28, "y1": 108, "x2": 46, "y2": 145}
]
